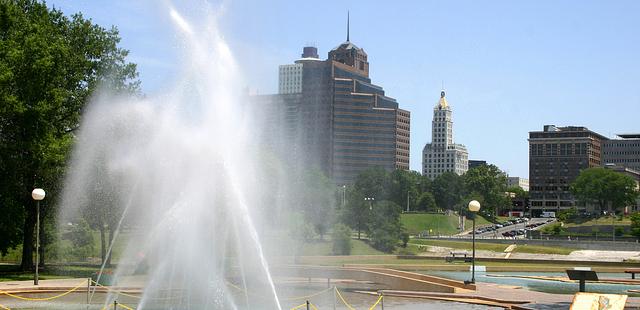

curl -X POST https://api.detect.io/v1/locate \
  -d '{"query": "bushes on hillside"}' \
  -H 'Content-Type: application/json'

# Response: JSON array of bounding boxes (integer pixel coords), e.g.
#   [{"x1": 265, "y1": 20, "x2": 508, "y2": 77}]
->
[{"x1": 332, "y1": 224, "x2": 352, "y2": 255}]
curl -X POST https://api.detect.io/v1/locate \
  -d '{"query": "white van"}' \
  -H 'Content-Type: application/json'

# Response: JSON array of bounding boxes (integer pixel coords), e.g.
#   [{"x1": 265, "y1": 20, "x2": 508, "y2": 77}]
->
[{"x1": 541, "y1": 211, "x2": 556, "y2": 218}]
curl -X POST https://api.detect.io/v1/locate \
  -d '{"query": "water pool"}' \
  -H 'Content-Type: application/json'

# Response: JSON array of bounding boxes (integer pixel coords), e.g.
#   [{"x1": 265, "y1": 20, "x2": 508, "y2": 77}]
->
[{"x1": 421, "y1": 271, "x2": 638, "y2": 296}]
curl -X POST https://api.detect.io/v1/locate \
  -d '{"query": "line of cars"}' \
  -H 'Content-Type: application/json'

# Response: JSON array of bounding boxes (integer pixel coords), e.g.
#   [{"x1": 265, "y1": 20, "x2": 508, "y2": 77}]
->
[
  {"x1": 469, "y1": 218, "x2": 555, "y2": 238},
  {"x1": 471, "y1": 218, "x2": 529, "y2": 235},
  {"x1": 500, "y1": 219, "x2": 555, "y2": 237}
]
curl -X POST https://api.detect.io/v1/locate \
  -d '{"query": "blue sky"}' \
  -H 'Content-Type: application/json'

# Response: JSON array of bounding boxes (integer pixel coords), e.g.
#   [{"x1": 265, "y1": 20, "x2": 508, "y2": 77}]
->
[{"x1": 49, "y1": 0, "x2": 640, "y2": 178}]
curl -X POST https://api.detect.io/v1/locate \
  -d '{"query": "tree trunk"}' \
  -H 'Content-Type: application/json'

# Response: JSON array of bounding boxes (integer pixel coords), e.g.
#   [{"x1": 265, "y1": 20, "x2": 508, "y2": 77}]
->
[
  {"x1": 99, "y1": 225, "x2": 106, "y2": 265},
  {"x1": 106, "y1": 227, "x2": 113, "y2": 267},
  {"x1": 20, "y1": 205, "x2": 36, "y2": 271}
]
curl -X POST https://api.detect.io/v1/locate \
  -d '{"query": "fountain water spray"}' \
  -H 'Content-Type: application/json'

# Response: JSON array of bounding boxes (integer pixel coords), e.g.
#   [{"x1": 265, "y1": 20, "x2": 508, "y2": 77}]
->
[{"x1": 59, "y1": 3, "x2": 283, "y2": 309}]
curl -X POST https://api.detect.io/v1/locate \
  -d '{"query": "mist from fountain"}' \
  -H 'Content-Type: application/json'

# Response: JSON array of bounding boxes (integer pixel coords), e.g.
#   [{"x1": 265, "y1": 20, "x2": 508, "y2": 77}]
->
[{"x1": 58, "y1": 3, "x2": 285, "y2": 309}]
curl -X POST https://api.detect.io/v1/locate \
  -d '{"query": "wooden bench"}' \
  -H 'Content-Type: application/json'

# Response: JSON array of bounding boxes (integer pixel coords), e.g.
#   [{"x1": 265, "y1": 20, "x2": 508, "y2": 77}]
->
[
  {"x1": 625, "y1": 268, "x2": 640, "y2": 279},
  {"x1": 445, "y1": 251, "x2": 472, "y2": 263}
]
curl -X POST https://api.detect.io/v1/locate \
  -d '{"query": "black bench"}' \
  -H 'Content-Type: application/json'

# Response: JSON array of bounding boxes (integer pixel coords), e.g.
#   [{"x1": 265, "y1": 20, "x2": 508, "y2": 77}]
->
[
  {"x1": 445, "y1": 251, "x2": 472, "y2": 263},
  {"x1": 625, "y1": 269, "x2": 640, "y2": 279}
]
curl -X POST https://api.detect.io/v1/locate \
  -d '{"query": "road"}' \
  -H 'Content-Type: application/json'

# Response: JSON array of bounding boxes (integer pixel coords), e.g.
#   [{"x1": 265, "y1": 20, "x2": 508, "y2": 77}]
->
[{"x1": 469, "y1": 217, "x2": 556, "y2": 239}]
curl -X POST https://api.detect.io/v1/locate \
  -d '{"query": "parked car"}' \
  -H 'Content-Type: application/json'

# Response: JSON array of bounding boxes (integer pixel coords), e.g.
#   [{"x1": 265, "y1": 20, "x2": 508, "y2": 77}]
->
[{"x1": 502, "y1": 231, "x2": 515, "y2": 237}]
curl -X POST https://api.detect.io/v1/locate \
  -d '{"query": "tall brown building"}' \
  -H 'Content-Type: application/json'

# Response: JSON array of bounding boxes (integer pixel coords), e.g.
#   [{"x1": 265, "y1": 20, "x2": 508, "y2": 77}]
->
[
  {"x1": 528, "y1": 125, "x2": 608, "y2": 215},
  {"x1": 255, "y1": 35, "x2": 410, "y2": 184}
]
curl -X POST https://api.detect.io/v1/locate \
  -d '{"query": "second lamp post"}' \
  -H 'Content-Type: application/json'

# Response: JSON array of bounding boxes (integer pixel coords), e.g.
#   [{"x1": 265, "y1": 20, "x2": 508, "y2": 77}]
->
[
  {"x1": 468, "y1": 200, "x2": 481, "y2": 284},
  {"x1": 31, "y1": 188, "x2": 46, "y2": 285}
]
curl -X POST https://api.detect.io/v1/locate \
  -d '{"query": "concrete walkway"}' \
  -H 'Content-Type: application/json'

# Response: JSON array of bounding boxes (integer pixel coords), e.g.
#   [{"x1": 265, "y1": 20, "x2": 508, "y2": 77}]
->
[{"x1": 1, "y1": 275, "x2": 638, "y2": 309}]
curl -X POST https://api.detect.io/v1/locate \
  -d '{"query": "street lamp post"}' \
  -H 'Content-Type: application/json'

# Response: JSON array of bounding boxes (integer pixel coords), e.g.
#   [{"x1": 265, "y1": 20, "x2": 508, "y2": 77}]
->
[
  {"x1": 467, "y1": 200, "x2": 481, "y2": 284},
  {"x1": 364, "y1": 197, "x2": 375, "y2": 211},
  {"x1": 342, "y1": 185, "x2": 346, "y2": 207},
  {"x1": 612, "y1": 211, "x2": 616, "y2": 242},
  {"x1": 31, "y1": 188, "x2": 46, "y2": 285}
]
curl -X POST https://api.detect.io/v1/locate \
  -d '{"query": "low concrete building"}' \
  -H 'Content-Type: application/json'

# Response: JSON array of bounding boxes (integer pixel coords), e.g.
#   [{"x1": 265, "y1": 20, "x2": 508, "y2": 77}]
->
[
  {"x1": 507, "y1": 176, "x2": 529, "y2": 191},
  {"x1": 603, "y1": 133, "x2": 640, "y2": 172}
]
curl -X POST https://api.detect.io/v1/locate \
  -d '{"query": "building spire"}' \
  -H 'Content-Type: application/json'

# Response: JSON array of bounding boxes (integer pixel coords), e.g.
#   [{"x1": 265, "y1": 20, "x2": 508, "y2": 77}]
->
[
  {"x1": 438, "y1": 89, "x2": 448, "y2": 108},
  {"x1": 347, "y1": 11, "x2": 350, "y2": 42}
]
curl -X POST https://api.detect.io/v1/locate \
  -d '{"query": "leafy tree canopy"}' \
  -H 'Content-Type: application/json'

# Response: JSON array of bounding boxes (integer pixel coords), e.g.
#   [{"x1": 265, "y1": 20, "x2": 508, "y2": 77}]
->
[
  {"x1": 464, "y1": 164, "x2": 509, "y2": 217},
  {"x1": 0, "y1": 0, "x2": 139, "y2": 267},
  {"x1": 432, "y1": 172, "x2": 465, "y2": 211},
  {"x1": 571, "y1": 167, "x2": 639, "y2": 213},
  {"x1": 366, "y1": 200, "x2": 403, "y2": 252}
]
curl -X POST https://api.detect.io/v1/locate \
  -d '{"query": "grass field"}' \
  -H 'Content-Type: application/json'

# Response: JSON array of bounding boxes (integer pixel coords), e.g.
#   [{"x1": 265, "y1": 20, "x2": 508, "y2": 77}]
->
[
  {"x1": 564, "y1": 216, "x2": 631, "y2": 227},
  {"x1": 0, "y1": 264, "x2": 100, "y2": 282},
  {"x1": 301, "y1": 239, "x2": 419, "y2": 256},
  {"x1": 296, "y1": 255, "x2": 636, "y2": 272},
  {"x1": 409, "y1": 239, "x2": 575, "y2": 255},
  {"x1": 400, "y1": 213, "x2": 497, "y2": 235}
]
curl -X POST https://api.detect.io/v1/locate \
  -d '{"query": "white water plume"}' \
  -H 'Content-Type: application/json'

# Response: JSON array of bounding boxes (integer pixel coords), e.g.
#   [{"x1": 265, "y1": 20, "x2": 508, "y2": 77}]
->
[{"x1": 59, "y1": 3, "x2": 284, "y2": 309}]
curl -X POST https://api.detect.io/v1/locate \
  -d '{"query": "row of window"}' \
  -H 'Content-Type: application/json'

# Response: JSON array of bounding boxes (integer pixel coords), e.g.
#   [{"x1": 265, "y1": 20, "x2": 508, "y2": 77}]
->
[
  {"x1": 426, "y1": 158, "x2": 461, "y2": 163},
  {"x1": 530, "y1": 201, "x2": 574, "y2": 207},
  {"x1": 605, "y1": 143, "x2": 640, "y2": 147},
  {"x1": 604, "y1": 151, "x2": 640, "y2": 155},
  {"x1": 605, "y1": 158, "x2": 640, "y2": 163},
  {"x1": 530, "y1": 186, "x2": 571, "y2": 192},
  {"x1": 426, "y1": 152, "x2": 459, "y2": 158},
  {"x1": 530, "y1": 143, "x2": 591, "y2": 156},
  {"x1": 425, "y1": 163, "x2": 466, "y2": 169}
]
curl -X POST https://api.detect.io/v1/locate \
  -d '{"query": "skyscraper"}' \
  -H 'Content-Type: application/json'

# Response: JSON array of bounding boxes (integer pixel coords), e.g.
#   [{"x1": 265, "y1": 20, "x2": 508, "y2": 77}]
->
[
  {"x1": 422, "y1": 90, "x2": 468, "y2": 179},
  {"x1": 254, "y1": 29, "x2": 410, "y2": 184}
]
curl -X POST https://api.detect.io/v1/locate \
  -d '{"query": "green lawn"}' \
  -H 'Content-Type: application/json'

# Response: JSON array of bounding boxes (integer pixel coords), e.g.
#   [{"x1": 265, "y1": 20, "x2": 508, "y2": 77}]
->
[
  {"x1": 295, "y1": 255, "x2": 635, "y2": 272},
  {"x1": 564, "y1": 216, "x2": 631, "y2": 227},
  {"x1": 409, "y1": 239, "x2": 575, "y2": 255},
  {"x1": 400, "y1": 213, "x2": 494, "y2": 235},
  {"x1": 301, "y1": 239, "x2": 409, "y2": 256},
  {"x1": 0, "y1": 265, "x2": 100, "y2": 282}
]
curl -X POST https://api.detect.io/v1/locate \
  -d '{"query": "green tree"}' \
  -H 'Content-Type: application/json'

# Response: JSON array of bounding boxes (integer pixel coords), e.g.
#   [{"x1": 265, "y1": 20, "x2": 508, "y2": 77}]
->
[
  {"x1": 331, "y1": 224, "x2": 352, "y2": 255},
  {"x1": 629, "y1": 212, "x2": 640, "y2": 240},
  {"x1": 388, "y1": 169, "x2": 422, "y2": 211},
  {"x1": 506, "y1": 186, "x2": 529, "y2": 199},
  {"x1": 0, "y1": 0, "x2": 139, "y2": 270},
  {"x1": 367, "y1": 201, "x2": 403, "y2": 252},
  {"x1": 61, "y1": 219, "x2": 94, "y2": 260},
  {"x1": 556, "y1": 207, "x2": 578, "y2": 222},
  {"x1": 571, "y1": 168, "x2": 639, "y2": 213},
  {"x1": 400, "y1": 231, "x2": 410, "y2": 248},
  {"x1": 464, "y1": 165, "x2": 509, "y2": 218},
  {"x1": 338, "y1": 187, "x2": 369, "y2": 239},
  {"x1": 354, "y1": 167, "x2": 391, "y2": 200},
  {"x1": 416, "y1": 191, "x2": 437, "y2": 212},
  {"x1": 297, "y1": 169, "x2": 335, "y2": 239},
  {"x1": 432, "y1": 172, "x2": 465, "y2": 211}
]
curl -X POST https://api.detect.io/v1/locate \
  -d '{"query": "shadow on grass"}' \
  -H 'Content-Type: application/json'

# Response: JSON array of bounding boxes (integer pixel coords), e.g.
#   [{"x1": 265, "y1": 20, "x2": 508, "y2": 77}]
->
[{"x1": 0, "y1": 264, "x2": 103, "y2": 282}]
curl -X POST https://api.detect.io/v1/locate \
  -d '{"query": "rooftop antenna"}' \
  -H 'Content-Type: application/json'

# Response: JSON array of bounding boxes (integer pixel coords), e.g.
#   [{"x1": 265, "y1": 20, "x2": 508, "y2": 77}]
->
[{"x1": 347, "y1": 11, "x2": 350, "y2": 42}]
